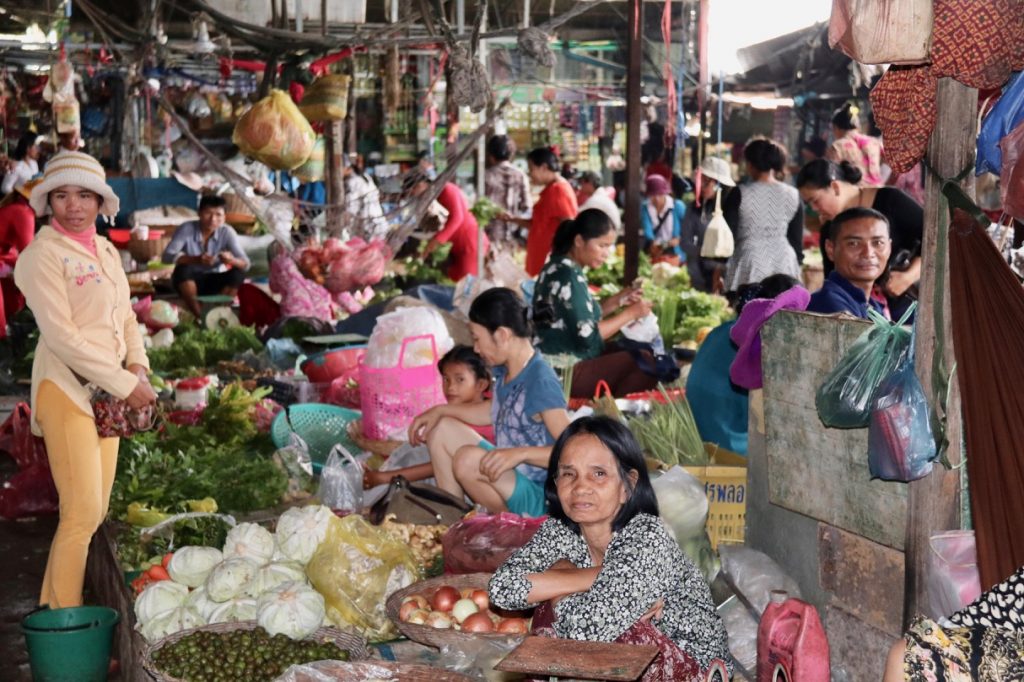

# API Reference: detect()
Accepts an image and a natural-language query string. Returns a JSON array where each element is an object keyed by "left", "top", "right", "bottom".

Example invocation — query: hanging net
[{"left": 948, "top": 194, "right": 1024, "bottom": 590}]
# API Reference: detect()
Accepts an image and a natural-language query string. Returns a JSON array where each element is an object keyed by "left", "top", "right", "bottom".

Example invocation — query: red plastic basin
[{"left": 301, "top": 346, "right": 367, "bottom": 383}]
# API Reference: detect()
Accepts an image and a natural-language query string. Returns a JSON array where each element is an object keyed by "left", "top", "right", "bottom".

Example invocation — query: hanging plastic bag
[
  {"left": 815, "top": 305, "right": 915, "bottom": 429},
  {"left": 652, "top": 466, "right": 718, "bottom": 581},
  {"left": 304, "top": 514, "right": 420, "bottom": 641},
  {"left": 0, "top": 404, "right": 58, "bottom": 519},
  {"left": 867, "top": 355, "right": 937, "bottom": 482},
  {"left": 828, "top": 0, "right": 932, "bottom": 66},
  {"left": 926, "top": 530, "right": 982, "bottom": 620},
  {"left": 700, "top": 189, "right": 734, "bottom": 259},
  {"left": 298, "top": 75, "right": 351, "bottom": 122},
  {"left": 232, "top": 89, "right": 316, "bottom": 170},
  {"left": 441, "top": 512, "right": 547, "bottom": 575},
  {"left": 316, "top": 444, "right": 364, "bottom": 511},
  {"left": 976, "top": 70, "right": 1024, "bottom": 176}
]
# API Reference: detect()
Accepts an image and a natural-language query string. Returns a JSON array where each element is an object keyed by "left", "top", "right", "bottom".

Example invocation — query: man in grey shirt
[{"left": 161, "top": 194, "right": 250, "bottom": 318}]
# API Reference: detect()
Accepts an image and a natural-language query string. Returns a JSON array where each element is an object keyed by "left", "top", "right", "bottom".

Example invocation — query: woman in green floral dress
[{"left": 533, "top": 209, "right": 660, "bottom": 398}]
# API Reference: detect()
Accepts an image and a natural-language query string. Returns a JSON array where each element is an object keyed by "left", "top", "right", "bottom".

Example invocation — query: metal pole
[
  {"left": 623, "top": 0, "right": 644, "bottom": 285},
  {"left": 477, "top": 5, "right": 488, "bottom": 279},
  {"left": 295, "top": 0, "right": 303, "bottom": 34},
  {"left": 523, "top": 0, "right": 531, "bottom": 28},
  {"left": 717, "top": 70, "right": 724, "bottom": 145}
]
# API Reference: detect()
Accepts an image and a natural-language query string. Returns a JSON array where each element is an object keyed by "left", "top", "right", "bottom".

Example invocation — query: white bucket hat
[
  {"left": 700, "top": 156, "right": 735, "bottom": 187},
  {"left": 29, "top": 151, "right": 120, "bottom": 217}
]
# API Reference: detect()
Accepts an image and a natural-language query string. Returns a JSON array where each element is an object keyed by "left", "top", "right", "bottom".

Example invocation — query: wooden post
[
  {"left": 904, "top": 77, "right": 975, "bottom": 627},
  {"left": 623, "top": 0, "right": 644, "bottom": 285},
  {"left": 325, "top": 120, "right": 345, "bottom": 234}
]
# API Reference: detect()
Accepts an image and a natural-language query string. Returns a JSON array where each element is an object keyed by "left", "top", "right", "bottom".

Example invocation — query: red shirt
[
  {"left": 0, "top": 201, "right": 35, "bottom": 268},
  {"left": 525, "top": 179, "right": 578, "bottom": 276},
  {"left": 434, "top": 182, "right": 488, "bottom": 282}
]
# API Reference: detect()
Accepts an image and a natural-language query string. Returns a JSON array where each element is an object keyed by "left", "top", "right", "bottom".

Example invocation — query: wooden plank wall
[{"left": 753, "top": 310, "right": 906, "bottom": 678}]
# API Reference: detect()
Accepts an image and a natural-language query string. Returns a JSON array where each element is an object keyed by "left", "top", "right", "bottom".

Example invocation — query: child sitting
[{"left": 363, "top": 345, "right": 492, "bottom": 488}]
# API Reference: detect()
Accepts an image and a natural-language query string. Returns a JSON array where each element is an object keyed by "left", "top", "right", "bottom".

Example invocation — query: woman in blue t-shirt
[{"left": 409, "top": 288, "right": 570, "bottom": 517}]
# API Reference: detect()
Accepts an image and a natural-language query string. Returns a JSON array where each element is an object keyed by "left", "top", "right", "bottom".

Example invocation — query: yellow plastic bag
[
  {"left": 292, "top": 137, "right": 325, "bottom": 183},
  {"left": 299, "top": 75, "right": 350, "bottom": 122},
  {"left": 232, "top": 89, "right": 316, "bottom": 170},
  {"left": 305, "top": 514, "right": 420, "bottom": 641}
]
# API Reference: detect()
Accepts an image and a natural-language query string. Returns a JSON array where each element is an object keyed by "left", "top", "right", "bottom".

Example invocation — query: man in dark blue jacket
[{"left": 807, "top": 207, "right": 891, "bottom": 319}]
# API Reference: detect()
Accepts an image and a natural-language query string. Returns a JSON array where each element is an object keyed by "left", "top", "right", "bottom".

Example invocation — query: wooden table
[{"left": 495, "top": 636, "right": 659, "bottom": 681}]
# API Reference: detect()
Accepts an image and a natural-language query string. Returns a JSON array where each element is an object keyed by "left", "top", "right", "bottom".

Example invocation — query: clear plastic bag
[
  {"left": 999, "top": 118, "right": 1024, "bottom": 222},
  {"left": 363, "top": 443, "right": 434, "bottom": 507},
  {"left": 867, "top": 362, "right": 937, "bottom": 482},
  {"left": 364, "top": 307, "right": 454, "bottom": 369},
  {"left": 926, "top": 530, "right": 981, "bottom": 620},
  {"left": 651, "top": 467, "right": 718, "bottom": 581},
  {"left": 316, "top": 444, "right": 364, "bottom": 511},
  {"left": 304, "top": 514, "right": 420, "bottom": 641},
  {"left": 815, "top": 306, "right": 915, "bottom": 429}
]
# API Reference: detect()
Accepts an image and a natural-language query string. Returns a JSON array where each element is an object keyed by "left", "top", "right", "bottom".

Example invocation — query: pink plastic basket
[{"left": 359, "top": 334, "right": 446, "bottom": 440}]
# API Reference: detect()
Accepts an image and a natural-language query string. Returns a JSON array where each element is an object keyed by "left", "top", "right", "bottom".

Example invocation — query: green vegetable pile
[
  {"left": 585, "top": 249, "right": 653, "bottom": 288},
  {"left": 147, "top": 326, "right": 263, "bottom": 376},
  {"left": 469, "top": 196, "right": 504, "bottom": 225},
  {"left": 151, "top": 627, "right": 348, "bottom": 682},
  {"left": 117, "top": 516, "right": 231, "bottom": 572},
  {"left": 397, "top": 241, "right": 453, "bottom": 286},
  {"left": 643, "top": 285, "right": 732, "bottom": 345},
  {"left": 628, "top": 386, "right": 708, "bottom": 467},
  {"left": 111, "top": 383, "right": 287, "bottom": 519}
]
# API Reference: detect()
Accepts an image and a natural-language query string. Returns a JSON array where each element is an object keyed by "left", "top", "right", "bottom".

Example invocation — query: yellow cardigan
[{"left": 15, "top": 226, "right": 149, "bottom": 435}]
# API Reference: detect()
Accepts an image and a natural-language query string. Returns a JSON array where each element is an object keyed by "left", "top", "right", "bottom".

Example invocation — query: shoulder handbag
[{"left": 369, "top": 475, "right": 472, "bottom": 526}]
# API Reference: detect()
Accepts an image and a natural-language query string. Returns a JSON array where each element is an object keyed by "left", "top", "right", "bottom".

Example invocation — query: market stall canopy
[{"left": 728, "top": 22, "right": 857, "bottom": 101}]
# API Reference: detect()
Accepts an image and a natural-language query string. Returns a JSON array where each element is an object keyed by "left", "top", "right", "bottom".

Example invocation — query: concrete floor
[{"left": 0, "top": 514, "right": 57, "bottom": 681}]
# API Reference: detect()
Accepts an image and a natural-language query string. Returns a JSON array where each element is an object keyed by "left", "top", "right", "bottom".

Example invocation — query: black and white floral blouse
[{"left": 489, "top": 513, "right": 730, "bottom": 671}]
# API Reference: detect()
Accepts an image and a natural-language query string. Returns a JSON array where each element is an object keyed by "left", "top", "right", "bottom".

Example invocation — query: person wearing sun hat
[
  {"left": 14, "top": 150, "right": 157, "bottom": 609},
  {"left": 679, "top": 156, "right": 737, "bottom": 291}
]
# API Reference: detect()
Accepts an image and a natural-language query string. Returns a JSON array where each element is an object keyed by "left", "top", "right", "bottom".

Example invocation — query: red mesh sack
[
  {"left": 325, "top": 239, "right": 391, "bottom": 294},
  {"left": 442, "top": 512, "right": 546, "bottom": 574},
  {"left": 1000, "top": 119, "right": 1024, "bottom": 222},
  {"left": 0, "top": 403, "right": 58, "bottom": 519}
]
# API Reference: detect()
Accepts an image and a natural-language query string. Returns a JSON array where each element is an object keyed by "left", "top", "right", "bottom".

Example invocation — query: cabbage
[
  {"left": 205, "top": 557, "right": 258, "bottom": 602},
  {"left": 223, "top": 522, "right": 276, "bottom": 566},
  {"left": 256, "top": 581, "right": 325, "bottom": 640},
  {"left": 134, "top": 580, "right": 188, "bottom": 626},
  {"left": 247, "top": 561, "right": 307, "bottom": 598},
  {"left": 274, "top": 505, "right": 333, "bottom": 564},
  {"left": 139, "top": 605, "right": 202, "bottom": 643},
  {"left": 208, "top": 597, "right": 258, "bottom": 624},
  {"left": 184, "top": 585, "right": 218, "bottom": 622},
  {"left": 167, "top": 546, "right": 223, "bottom": 588}
]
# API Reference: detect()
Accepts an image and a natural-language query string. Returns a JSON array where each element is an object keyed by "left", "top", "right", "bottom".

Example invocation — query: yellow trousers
[{"left": 35, "top": 380, "right": 119, "bottom": 608}]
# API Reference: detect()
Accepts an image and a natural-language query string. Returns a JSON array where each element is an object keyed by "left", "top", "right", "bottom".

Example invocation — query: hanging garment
[{"left": 948, "top": 189, "right": 1024, "bottom": 591}]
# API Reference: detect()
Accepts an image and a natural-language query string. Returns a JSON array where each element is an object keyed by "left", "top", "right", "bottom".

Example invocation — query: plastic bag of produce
[
  {"left": 442, "top": 512, "right": 546, "bottom": 575},
  {"left": 927, "top": 530, "right": 982, "bottom": 620},
  {"left": 815, "top": 305, "right": 915, "bottom": 429},
  {"left": 232, "top": 89, "right": 316, "bottom": 170},
  {"left": 317, "top": 445, "right": 364, "bottom": 512},
  {"left": 0, "top": 403, "right": 57, "bottom": 520},
  {"left": 867, "top": 357, "right": 936, "bottom": 482},
  {"left": 292, "top": 136, "right": 325, "bottom": 183},
  {"left": 324, "top": 238, "right": 391, "bottom": 294},
  {"left": 305, "top": 514, "right": 420, "bottom": 641},
  {"left": 364, "top": 307, "right": 454, "bottom": 369},
  {"left": 651, "top": 467, "right": 718, "bottom": 581}
]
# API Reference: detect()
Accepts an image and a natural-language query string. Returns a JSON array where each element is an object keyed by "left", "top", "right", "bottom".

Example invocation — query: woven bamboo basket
[
  {"left": 141, "top": 621, "right": 368, "bottom": 682},
  {"left": 277, "top": 660, "right": 474, "bottom": 681},
  {"left": 385, "top": 573, "right": 532, "bottom": 649},
  {"left": 348, "top": 419, "right": 402, "bottom": 457}
]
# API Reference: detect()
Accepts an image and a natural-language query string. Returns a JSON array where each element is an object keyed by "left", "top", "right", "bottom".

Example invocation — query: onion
[
  {"left": 402, "top": 595, "right": 429, "bottom": 610},
  {"left": 470, "top": 589, "right": 489, "bottom": 611},
  {"left": 399, "top": 600, "right": 421, "bottom": 622},
  {"left": 431, "top": 586, "right": 461, "bottom": 613},
  {"left": 496, "top": 617, "right": 530, "bottom": 634},
  {"left": 406, "top": 608, "right": 429, "bottom": 625},
  {"left": 451, "top": 598, "right": 479, "bottom": 624},
  {"left": 461, "top": 612, "right": 495, "bottom": 633},
  {"left": 425, "top": 611, "right": 454, "bottom": 629},
  {"left": 460, "top": 588, "right": 475, "bottom": 599}
]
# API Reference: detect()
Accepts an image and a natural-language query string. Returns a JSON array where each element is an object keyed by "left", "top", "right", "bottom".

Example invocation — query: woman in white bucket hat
[
  {"left": 678, "top": 156, "right": 737, "bottom": 291},
  {"left": 15, "top": 150, "right": 157, "bottom": 608}
]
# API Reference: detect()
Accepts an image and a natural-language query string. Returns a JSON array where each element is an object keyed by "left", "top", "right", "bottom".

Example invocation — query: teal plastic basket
[{"left": 271, "top": 403, "right": 362, "bottom": 472}]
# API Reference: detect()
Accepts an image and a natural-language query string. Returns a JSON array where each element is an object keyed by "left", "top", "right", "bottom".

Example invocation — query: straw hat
[
  {"left": 700, "top": 156, "right": 736, "bottom": 187},
  {"left": 28, "top": 151, "right": 120, "bottom": 218}
]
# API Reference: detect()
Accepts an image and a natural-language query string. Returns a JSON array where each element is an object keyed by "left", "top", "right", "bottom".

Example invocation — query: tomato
[
  {"left": 147, "top": 565, "right": 171, "bottom": 581},
  {"left": 161, "top": 552, "right": 174, "bottom": 569}
]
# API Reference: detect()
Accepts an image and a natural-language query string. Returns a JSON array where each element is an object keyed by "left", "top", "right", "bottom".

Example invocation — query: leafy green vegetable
[
  {"left": 586, "top": 249, "right": 653, "bottom": 288},
  {"left": 397, "top": 242, "right": 453, "bottom": 285},
  {"left": 627, "top": 386, "right": 707, "bottom": 467},
  {"left": 469, "top": 197, "right": 504, "bottom": 226},
  {"left": 147, "top": 326, "right": 263, "bottom": 375}
]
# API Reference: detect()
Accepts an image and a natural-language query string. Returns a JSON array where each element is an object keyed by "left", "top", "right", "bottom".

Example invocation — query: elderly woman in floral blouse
[
  {"left": 532, "top": 209, "right": 658, "bottom": 398},
  {"left": 489, "top": 417, "right": 730, "bottom": 679}
]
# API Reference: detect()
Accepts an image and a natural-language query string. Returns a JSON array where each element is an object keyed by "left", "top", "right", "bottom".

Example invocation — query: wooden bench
[{"left": 495, "top": 636, "right": 659, "bottom": 681}]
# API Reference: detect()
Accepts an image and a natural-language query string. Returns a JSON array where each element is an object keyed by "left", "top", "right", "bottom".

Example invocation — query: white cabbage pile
[
  {"left": 223, "top": 522, "right": 276, "bottom": 566},
  {"left": 256, "top": 581, "right": 326, "bottom": 639},
  {"left": 274, "top": 505, "right": 333, "bottom": 564},
  {"left": 205, "top": 557, "right": 259, "bottom": 602},
  {"left": 167, "top": 546, "right": 223, "bottom": 587}
]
